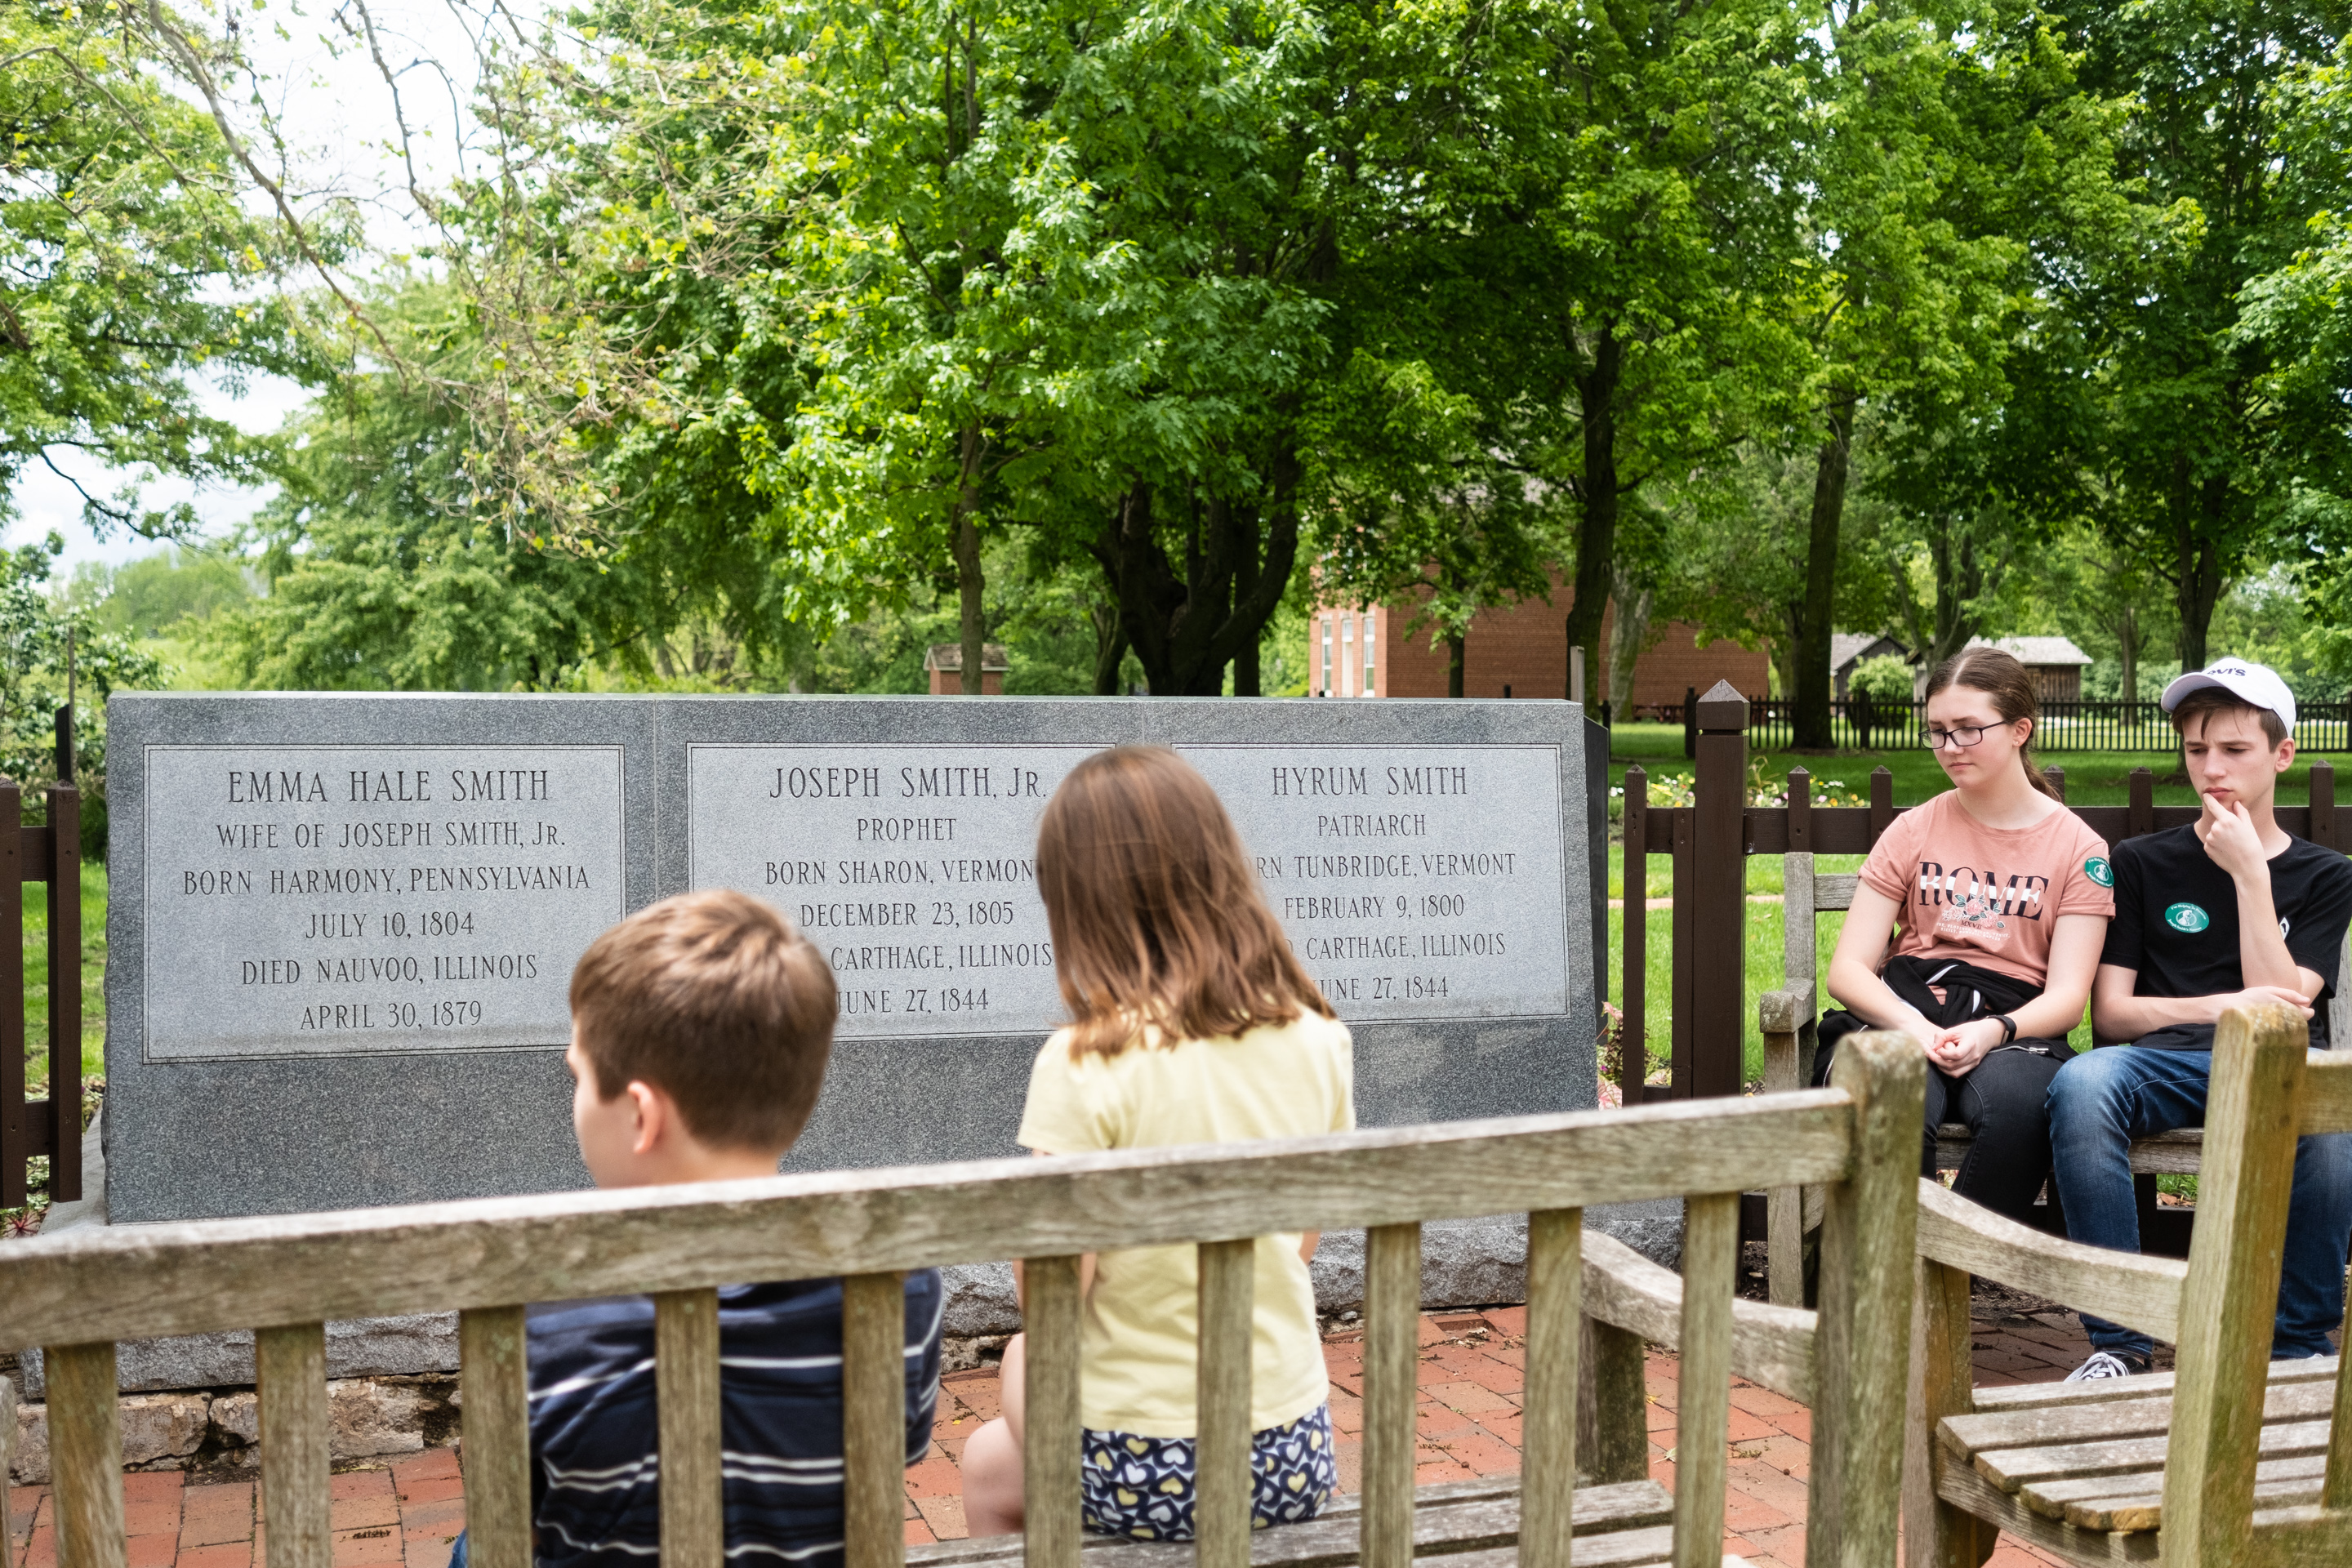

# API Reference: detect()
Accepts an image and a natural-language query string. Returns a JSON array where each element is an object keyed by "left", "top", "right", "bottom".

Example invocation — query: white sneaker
[{"left": 2064, "top": 1350, "right": 2149, "bottom": 1382}]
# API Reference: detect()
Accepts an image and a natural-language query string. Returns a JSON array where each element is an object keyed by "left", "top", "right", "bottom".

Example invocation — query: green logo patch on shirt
[
  {"left": 2086, "top": 856, "right": 2114, "bottom": 888},
  {"left": 2165, "top": 902, "right": 2212, "bottom": 933}
]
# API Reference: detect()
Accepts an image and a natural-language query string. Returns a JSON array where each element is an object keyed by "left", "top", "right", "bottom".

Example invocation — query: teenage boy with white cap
[{"left": 2045, "top": 659, "right": 2352, "bottom": 1379}]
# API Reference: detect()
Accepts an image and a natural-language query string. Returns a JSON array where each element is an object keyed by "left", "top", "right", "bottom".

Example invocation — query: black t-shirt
[{"left": 2100, "top": 823, "right": 2352, "bottom": 1049}]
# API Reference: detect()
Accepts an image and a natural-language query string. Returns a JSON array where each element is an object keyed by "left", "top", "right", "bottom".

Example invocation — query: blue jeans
[{"left": 2047, "top": 1044, "right": 2352, "bottom": 1361}]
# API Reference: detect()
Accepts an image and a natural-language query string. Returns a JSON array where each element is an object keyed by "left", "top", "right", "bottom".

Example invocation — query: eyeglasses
[{"left": 1921, "top": 726, "right": 1987, "bottom": 750}]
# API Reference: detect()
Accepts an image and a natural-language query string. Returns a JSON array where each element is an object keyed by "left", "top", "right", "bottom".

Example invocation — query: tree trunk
[
  {"left": 1094, "top": 454, "right": 1303, "bottom": 697},
  {"left": 1446, "top": 632, "right": 1465, "bottom": 699},
  {"left": 1562, "top": 323, "right": 1623, "bottom": 692},
  {"left": 1090, "top": 599, "right": 1129, "bottom": 695},
  {"left": 1229, "top": 506, "right": 1260, "bottom": 696},
  {"left": 954, "top": 422, "right": 987, "bottom": 695},
  {"left": 2172, "top": 462, "right": 2228, "bottom": 673},
  {"left": 1925, "top": 514, "right": 1982, "bottom": 666},
  {"left": 1793, "top": 399, "right": 1853, "bottom": 749},
  {"left": 1606, "top": 568, "right": 1653, "bottom": 715},
  {"left": 2118, "top": 603, "right": 2140, "bottom": 703}
]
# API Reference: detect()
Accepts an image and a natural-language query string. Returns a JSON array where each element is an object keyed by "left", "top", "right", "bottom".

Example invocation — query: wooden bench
[
  {"left": 1907, "top": 1004, "right": 2352, "bottom": 1566},
  {"left": 0, "top": 1031, "right": 1930, "bottom": 1568}
]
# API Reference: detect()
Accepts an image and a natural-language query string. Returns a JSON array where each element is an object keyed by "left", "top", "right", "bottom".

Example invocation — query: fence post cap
[{"left": 1695, "top": 679, "right": 1750, "bottom": 731}]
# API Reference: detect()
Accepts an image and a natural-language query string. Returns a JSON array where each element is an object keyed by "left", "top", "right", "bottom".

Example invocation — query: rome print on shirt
[{"left": 1913, "top": 861, "right": 2050, "bottom": 943}]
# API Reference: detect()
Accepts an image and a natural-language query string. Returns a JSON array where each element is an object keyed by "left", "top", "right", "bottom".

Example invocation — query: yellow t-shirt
[{"left": 1016, "top": 1009, "right": 1355, "bottom": 1437}]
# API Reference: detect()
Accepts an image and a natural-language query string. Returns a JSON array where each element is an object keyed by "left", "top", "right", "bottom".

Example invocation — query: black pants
[
  {"left": 1921, "top": 1044, "right": 2070, "bottom": 1224},
  {"left": 1815, "top": 951, "right": 2073, "bottom": 1229},
  {"left": 1818, "top": 1036, "right": 2069, "bottom": 1223}
]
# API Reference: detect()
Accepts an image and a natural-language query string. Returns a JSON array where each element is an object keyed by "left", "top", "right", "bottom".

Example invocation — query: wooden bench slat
[
  {"left": 1812, "top": 875, "right": 1860, "bottom": 912},
  {"left": 660, "top": 1288, "right": 725, "bottom": 1568},
  {"left": 900, "top": 1480, "right": 1677, "bottom": 1568},
  {"left": 1965, "top": 1356, "right": 2338, "bottom": 1415},
  {"left": 2329, "top": 1330, "right": 2352, "bottom": 1510},
  {"left": 1417, "top": 1526, "right": 1683, "bottom": 1568},
  {"left": 1915, "top": 1180, "right": 2185, "bottom": 1343},
  {"left": 458, "top": 1307, "right": 531, "bottom": 1568},
  {"left": 1972, "top": 1417, "right": 2336, "bottom": 1492},
  {"left": 2018, "top": 1451, "right": 2326, "bottom": 1520},
  {"left": 1363, "top": 1223, "right": 1419, "bottom": 1568},
  {"left": 1023, "top": 1256, "right": 1084, "bottom": 1568},
  {"left": 0, "top": 1377, "right": 16, "bottom": 1568},
  {"left": 2067, "top": 1475, "right": 2321, "bottom": 1534},
  {"left": 1931, "top": 1125, "right": 2206, "bottom": 1174},
  {"left": 1578, "top": 1316, "right": 1650, "bottom": 1488},
  {"left": 1577, "top": 1232, "right": 1814, "bottom": 1406},
  {"left": 1940, "top": 1376, "right": 2338, "bottom": 1458},
  {"left": 256, "top": 1323, "right": 330, "bottom": 1568},
  {"left": 2049, "top": 1459, "right": 2332, "bottom": 1532},
  {"left": 1518, "top": 1209, "right": 1579, "bottom": 1568},
  {"left": 1196, "top": 1239, "right": 1256, "bottom": 1568},
  {"left": 1932, "top": 1455, "right": 2163, "bottom": 1563},
  {"left": 1669, "top": 1194, "right": 1738, "bottom": 1568},
  {"left": 0, "top": 1098, "right": 1862, "bottom": 1352},
  {"left": 2304, "top": 1051, "right": 2352, "bottom": 1135},
  {"left": 47, "top": 1341, "right": 126, "bottom": 1568},
  {"left": 842, "top": 1276, "right": 908, "bottom": 1568},
  {"left": 2247, "top": 1501, "right": 2352, "bottom": 1558}
]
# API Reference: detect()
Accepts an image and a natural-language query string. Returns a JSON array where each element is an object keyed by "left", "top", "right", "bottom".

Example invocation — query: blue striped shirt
[{"left": 520, "top": 1273, "right": 944, "bottom": 1568}]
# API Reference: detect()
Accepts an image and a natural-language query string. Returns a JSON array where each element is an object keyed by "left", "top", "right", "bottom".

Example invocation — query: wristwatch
[{"left": 1993, "top": 1014, "right": 2018, "bottom": 1045}]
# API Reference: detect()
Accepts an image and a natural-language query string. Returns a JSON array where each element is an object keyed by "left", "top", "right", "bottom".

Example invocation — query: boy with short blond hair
[{"left": 452, "top": 889, "right": 943, "bottom": 1568}]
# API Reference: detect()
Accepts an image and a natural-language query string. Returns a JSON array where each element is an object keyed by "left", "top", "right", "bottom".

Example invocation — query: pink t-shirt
[{"left": 1856, "top": 791, "right": 2116, "bottom": 987}]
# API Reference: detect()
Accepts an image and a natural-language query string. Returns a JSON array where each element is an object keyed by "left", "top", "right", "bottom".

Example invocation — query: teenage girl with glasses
[{"left": 1814, "top": 648, "right": 2115, "bottom": 1223}]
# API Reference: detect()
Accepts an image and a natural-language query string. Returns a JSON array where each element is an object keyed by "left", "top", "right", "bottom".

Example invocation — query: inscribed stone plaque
[
  {"left": 141, "top": 744, "right": 626, "bottom": 1059},
  {"left": 1182, "top": 745, "right": 1568, "bottom": 1022},
  {"left": 687, "top": 740, "right": 1566, "bottom": 1036},
  {"left": 687, "top": 745, "right": 1090, "bottom": 1036}
]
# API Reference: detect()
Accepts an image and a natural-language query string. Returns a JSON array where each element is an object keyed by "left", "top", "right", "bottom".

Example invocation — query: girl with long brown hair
[
  {"left": 1818, "top": 647, "right": 2115, "bottom": 1223},
  {"left": 960, "top": 746, "right": 1350, "bottom": 1541}
]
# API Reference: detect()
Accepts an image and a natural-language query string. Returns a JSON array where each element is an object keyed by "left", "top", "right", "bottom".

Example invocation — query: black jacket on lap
[{"left": 1811, "top": 954, "right": 2070, "bottom": 1086}]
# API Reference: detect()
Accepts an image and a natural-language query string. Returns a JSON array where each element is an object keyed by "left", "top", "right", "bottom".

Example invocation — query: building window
[
  {"left": 1321, "top": 618, "right": 1334, "bottom": 697},
  {"left": 1341, "top": 615, "right": 1356, "bottom": 697},
  {"left": 1361, "top": 611, "right": 1376, "bottom": 696}
]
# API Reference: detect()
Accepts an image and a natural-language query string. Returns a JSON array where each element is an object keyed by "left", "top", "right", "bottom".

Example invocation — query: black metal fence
[{"left": 1628, "top": 693, "right": 2352, "bottom": 755}]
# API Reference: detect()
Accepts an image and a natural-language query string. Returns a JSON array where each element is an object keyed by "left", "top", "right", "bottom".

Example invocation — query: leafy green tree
[
  {"left": 65, "top": 548, "right": 255, "bottom": 639},
  {"left": 1323, "top": 0, "right": 1809, "bottom": 697},
  {"left": 1775, "top": 0, "right": 2094, "bottom": 746},
  {"left": 1303, "top": 354, "right": 1563, "bottom": 697},
  {"left": 207, "top": 292, "right": 702, "bottom": 691},
  {"left": 0, "top": 532, "right": 164, "bottom": 858},
  {"left": 2233, "top": 39, "right": 2352, "bottom": 684},
  {"left": 2064, "top": 0, "right": 2348, "bottom": 671},
  {"left": 0, "top": 0, "right": 334, "bottom": 533}
]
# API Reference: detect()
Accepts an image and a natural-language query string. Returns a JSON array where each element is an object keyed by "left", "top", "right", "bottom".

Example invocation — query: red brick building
[
  {"left": 1307, "top": 584, "right": 1767, "bottom": 707},
  {"left": 924, "top": 644, "right": 1009, "bottom": 696}
]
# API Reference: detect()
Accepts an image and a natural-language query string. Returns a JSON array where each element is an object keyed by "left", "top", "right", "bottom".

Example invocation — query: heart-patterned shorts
[{"left": 1078, "top": 1404, "right": 1338, "bottom": 1540}]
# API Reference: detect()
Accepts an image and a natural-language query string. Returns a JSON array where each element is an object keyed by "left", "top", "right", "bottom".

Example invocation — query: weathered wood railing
[{"left": 0, "top": 1033, "right": 1927, "bottom": 1568}]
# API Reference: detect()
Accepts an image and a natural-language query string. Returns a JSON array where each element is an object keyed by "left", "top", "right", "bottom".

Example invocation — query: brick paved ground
[{"left": 6, "top": 1299, "right": 2123, "bottom": 1568}]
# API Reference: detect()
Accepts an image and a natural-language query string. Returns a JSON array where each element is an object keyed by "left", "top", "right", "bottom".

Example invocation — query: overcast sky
[{"left": 15, "top": 0, "right": 513, "bottom": 573}]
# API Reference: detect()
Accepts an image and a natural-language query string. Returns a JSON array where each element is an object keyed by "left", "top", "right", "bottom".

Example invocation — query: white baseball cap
[{"left": 2160, "top": 659, "right": 2297, "bottom": 730}]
